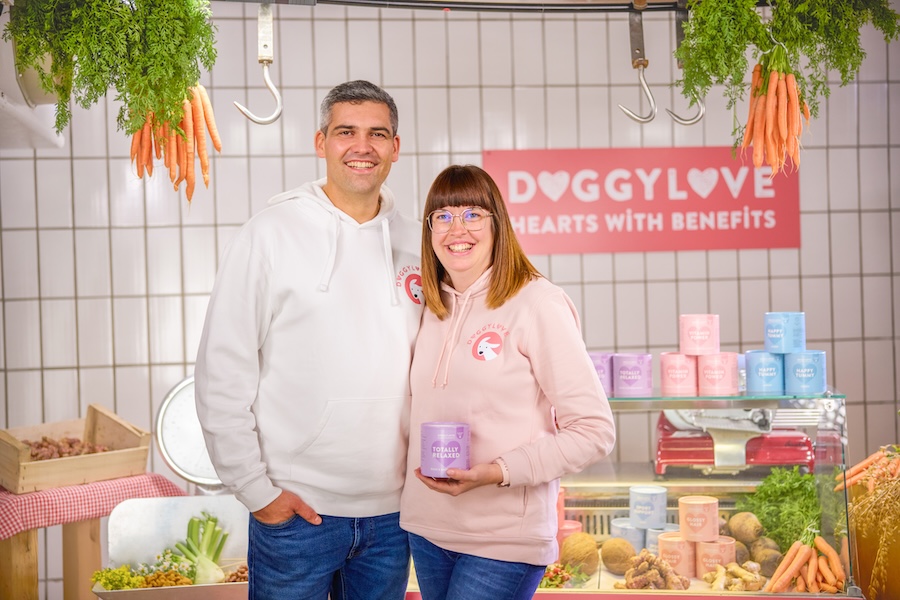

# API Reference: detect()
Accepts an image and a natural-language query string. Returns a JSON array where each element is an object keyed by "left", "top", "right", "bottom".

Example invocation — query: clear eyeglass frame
[{"left": 427, "top": 208, "right": 494, "bottom": 233}]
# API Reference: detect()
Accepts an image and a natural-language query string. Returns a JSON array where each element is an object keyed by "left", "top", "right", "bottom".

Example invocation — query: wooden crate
[{"left": 0, "top": 404, "right": 150, "bottom": 494}]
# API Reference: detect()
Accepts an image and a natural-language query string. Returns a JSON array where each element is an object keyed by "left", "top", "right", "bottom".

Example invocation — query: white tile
[
  {"left": 609, "top": 86, "right": 644, "bottom": 148},
  {"left": 0, "top": 160, "right": 37, "bottom": 228},
  {"left": 801, "top": 277, "right": 833, "bottom": 341},
  {"left": 577, "top": 87, "right": 610, "bottom": 148},
  {"left": 891, "top": 83, "right": 900, "bottom": 146},
  {"left": 70, "top": 100, "right": 109, "bottom": 158},
  {"left": 214, "top": 88, "right": 250, "bottom": 158},
  {"left": 646, "top": 281, "right": 678, "bottom": 347},
  {"left": 245, "top": 94, "right": 285, "bottom": 159},
  {"left": 6, "top": 370, "right": 43, "bottom": 427},
  {"left": 548, "top": 254, "right": 581, "bottom": 283},
  {"left": 415, "top": 21, "right": 448, "bottom": 86},
  {"left": 642, "top": 19, "right": 673, "bottom": 86},
  {"left": 77, "top": 298, "right": 114, "bottom": 367},
  {"left": 35, "top": 160, "right": 74, "bottom": 228},
  {"left": 184, "top": 295, "right": 211, "bottom": 364},
  {"left": 0, "top": 308, "right": 4, "bottom": 369},
  {"left": 614, "top": 412, "right": 651, "bottom": 462},
  {"left": 799, "top": 213, "right": 831, "bottom": 276},
  {"left": 511, "top": 21, "right": 544, "bottom": 86},
  {"left": 113, "top": 297, "right": 149, "bottom": 365},
  {"left": 830, "top": 213, "right": 860, "bottom": 275},
  {"left": 737, "top": 249, "right": 768, "bottom": 278},
  {"left": 285, "top": 156, "right": 322, "bottom": 198},
  {"left": 707, "top": 250, "right": 737, "bottom": 278},
  {"left": 862, "top": 275, "right": 892, "bottom": 339},
  {"left": 114, "top": 366, "right": 152, "bottom": 431},
  {"left": 513, "top": 87, "right": 546, "bottom": 149},
  {"left": 481, "top": 88, "right": 515, "bottom": 150},
  {"left": 73, "top": 159, "right": 110, "bottom": 227},
  {"left": 675, "top": 251, "right": 706, "bottom": 279},
  {"left": 860, "top": 212, "right": 891, "bottom": 273},
  {"left": 38, "top": 230, "right": 75, "bottom": 298},
  {"left": 104, "top": 97, "right": 132, "bottom": 160},
  {"left": 182, "top": 227, "right": 218, "bottom": 295},
  {"left": 109, "top": 158, "right": 146, "bottom": 227},
  {"left": 146, "top": 228, "right": 183, "bottom": 295},
  {"left": 3, "top": 230, "right": 39, "bottom": 299},
  {"left": 75, "top": 229, "right": 112, "bottom": 297},
  {"left": 381, "top": 21, "right": 415, "bottom": 88},
  {"left": 110, "top": 228, "right": 147, "bottom": 296},
  {"left": 282, "top": 89, "right": 318, "bottom": 156},
  {"left": 310, "top": 3, "right": 347, "bottom": 19},
  {"left": 825, "top": 85, "right": 858, "bottom": 146},
  {"left": 739, "top": 279, "right": 769, "bottom": 343},
  {"left": 768, "top": 248, "right": 799, "bottom": 277},
  {"left": 576, "top": 20, "right": 608, "bottom": 86},
  {"left": 770, "top": 278, "right": 801, "bottom": 318},
  {"left": 391, "top": 87, "right": 416, "bottom": 153},
  {"left": 581, "top": 254, "right": 611, "bottom": 282},
  {"left": 416, "top": 88, "right": 450, "bottom": 154},
  {"left": 613, "top": 253, "right": 645, "bottom": 282},
  {"left": 41, "top": 299, "right": 77, "bottom": 368},
  {"left": 145, "top": 175, "right": 183, "bottom": 227},
  {"left": 709, "top": 279, "right": 739, "bottom": 345},
  {"left": 865, "top": 403, "right": 897, "bottom": 455},
  {"left": 833, "top": 340, "right": 864, "bottom": 401},
  {"left": 645, "top": 252, "right": 675, "bottom": 281},
  {"left": 211, "top": 157, "right": 251, "bottom": 225},
  {"left": 826, "top": 148, "right": 860, "bottom": 210},
  {"left": 699, "top": 86, "right": 734, "bottom": 147},
  {"left": 479, "top": 20, "right": 513, "bottom": 86},
  {"left": 583, "top": 282, "right": 616, "bottom": 348},
  {"left": 798, "top": 148, "right": 828, "bottom": 211},
  {"left": 858, "top": 148, "right": 890, "bottom": 211},
  {"left": 831, "top": 276, "right": 863, "bottom": 339},
  {"left": 857, "top": 23, "right": 889, "bottom": 82},
  {"left": 149, "top": 296, "right": 185, "bottom": 364},
  {"left": 858, "top": 82, "right": 889, "bottom": 146},
  {"left": 607, "top": 16, "right": 632, "bottom": 85},
  {"left": 79, "top": 368, "right": 115, "bottom": 413},
  {"left": 615, "top": 282, "right": 648, "bottom": 347},
  {"left": 894, "top": 212, "right": 900, "bottom": 273},
  {"left": 546, "top": 87, "right": 578, "bottom": 149},
  {"left": 249, "top": 157, "right": 285, "bottom": 216},
  {"left": 280, "top": 20, "right": 315, "bottom": 87},
  {"left": 5, "top": 300, "right": 41, "bottom": 369},
  {"left": 677, "top": 280, "right": 710, "bottom": 314},
  {"left": 211, "top": 20, "right": 247, "bottom": 88},
  {"left": 544, "top": 20, "right": 577, "bottom": 86},
  {"left": 558, "top": 283, "right": 583, "bottom": 321},
  {"left": 892, "top": 148, "right": 900, "bottom": 210},
  {"left": 448, "top": 20, "right": 479, "bottom": 87},
  {"left": 448, "top": 88, "right": 483, "bottom": 154}
]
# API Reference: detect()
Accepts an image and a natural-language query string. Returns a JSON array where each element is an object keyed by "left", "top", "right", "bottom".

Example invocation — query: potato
[
  {"left": 749, "top": 536, "right": 780, "bottom": 560},
  {"left": 728, "top": 512, "right": 764, "bottom": 544},
  {"left": 754, "top": 548, "right": 783, "bottom": 578},
  {"left": 734, "top": 540, "right": 750, "bottom": 565}
]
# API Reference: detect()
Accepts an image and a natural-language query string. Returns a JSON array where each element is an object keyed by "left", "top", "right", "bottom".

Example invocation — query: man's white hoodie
[{"left": 195, "top": 179, "right": 424, "bottom": 516}]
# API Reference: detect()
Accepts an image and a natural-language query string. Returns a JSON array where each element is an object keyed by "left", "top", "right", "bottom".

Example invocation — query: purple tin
[{"left": 421, "top": 422, "right": 470, "bottom": 479}]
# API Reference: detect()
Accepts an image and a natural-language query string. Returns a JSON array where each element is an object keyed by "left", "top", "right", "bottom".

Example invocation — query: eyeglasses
[{"left": 427, "top": 208, "right": 493, "bottom": 233}]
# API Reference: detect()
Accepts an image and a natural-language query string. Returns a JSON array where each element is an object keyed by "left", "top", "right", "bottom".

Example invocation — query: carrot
[
  {"left": 776, "top": 72, "right": 788, "bottom": 144},
  {"left": 197, "top": 84, "right": 222, "bottom": 153},
  {"left": 182, "top": 99, "right": 195, "bottom": 202},
  {"left": 130, "top": 128, "right": 141, "bottom": 165},
  {"left": 764, "top": 70, "right": 779, "bottom": 145},
  {"left": 834, "top": 465, "right": 875, "bottom": 491},
  {"left": 814, "top": 536, "right": 846, "bottom": 583},
  {"left": 765, "top": 539, "right": 803, "bottom": 592},
  {"left": 190, "top": 88, "right": 209, "bottom": 188},
  {"left": 741, "top": 94, "right": 758, "bottom": 150},
  {"left": 771, "top": 543, "right": 813, "bottom": 593},
  {"left": 141, "top": 117, "right": 153, "bottom": 178},
  {"left": 809, "top": 576, "right": 821, "bottom": 593},
  {"left": 785, "top": 73, "right": 800, "bottom": 168},
  {"left": 837, "top": 449, "right": 886, "bottom": 480},
  {"left": 174, "top": 119, "right": 186, "bottom": 191},
  {"left": 167, "top": 122, "right": 177, "bottom": 183},
  {"left": 806, "top": 545, "right": 818, "bottom": 587},
  {"left": 153, "top": 122, "right": 163, "bottom": 161},
  {"left": 795, "top": 568, "right": 806, "bottom": 592},
  {"left": 817, "top": 554, "right": 836, "bottom": 585},
  {"left": 820, "top": 581, "right": 838, "bottom": 593},
  {"left": 752, "top": 95, "right": 767, "bottom": 168},
  {"left": 802, "top": 100, "right": 811, "bottom": 127}
]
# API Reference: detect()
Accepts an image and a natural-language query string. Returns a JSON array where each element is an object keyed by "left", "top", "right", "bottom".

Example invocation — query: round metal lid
[{"left": 156, "top": 375, "right": 223, "bottom": 489}]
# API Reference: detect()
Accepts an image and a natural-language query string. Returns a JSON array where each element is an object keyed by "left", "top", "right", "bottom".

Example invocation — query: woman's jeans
[
  {"left": 248, "top": 512, "right": 410, "bottom": 600},
  {"left": 409, "top": 533, "right": 546, "bottom": 600}
]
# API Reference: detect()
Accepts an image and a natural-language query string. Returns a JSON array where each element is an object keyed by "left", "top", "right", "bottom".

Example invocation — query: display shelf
[{"left": 605, "top": 389, "right": 845, "bottom": 411}]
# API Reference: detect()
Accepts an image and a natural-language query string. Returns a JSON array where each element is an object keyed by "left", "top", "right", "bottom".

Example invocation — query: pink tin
[
  {"left": 612, "top": 353, "right": 653, "bottom": 398},
  {"left": 659, "top": 352, "right": 698, "bottom": 396},
  {"left": 679, "top": 314, "right": 720, "bottom": 355},
  {"left": 657, "top": 532, "right": 695, "bottom": 579},
  {"left": 697, "top": 352, "right": 740, "bottom": 396},
  {"left": 696, "top": 536, "right": 737, "bottom": 578},
  {"left": 678, "top": 495, "right": 720, "bottom": 542},
  {"left": 420, "top": 422, "right": 470, "bottom": 479}
]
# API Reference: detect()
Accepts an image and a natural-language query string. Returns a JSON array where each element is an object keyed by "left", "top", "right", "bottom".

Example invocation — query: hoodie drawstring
[
  {"left": 431, "top": 289, "right": 476, "bottom": 388},
  {"left": 318, "top": 211, "right": 341, "bottom": 292},
  {"left": 382, "top": 220, "right": 400, "bottom": 306}
]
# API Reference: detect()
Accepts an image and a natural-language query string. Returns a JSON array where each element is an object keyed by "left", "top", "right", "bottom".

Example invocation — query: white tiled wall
[{"left": 1, "top": 1, "right": 899, "bottom": 597}]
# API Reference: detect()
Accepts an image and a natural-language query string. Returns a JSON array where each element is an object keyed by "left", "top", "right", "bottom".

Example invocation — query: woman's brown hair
[{"left": 421, "top": 165, "right": 541, "bottom": 319}]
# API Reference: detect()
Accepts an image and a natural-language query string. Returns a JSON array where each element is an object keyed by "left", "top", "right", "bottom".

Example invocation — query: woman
[{"left": 399, "top": 165, "right": 616, "bottom": 600}]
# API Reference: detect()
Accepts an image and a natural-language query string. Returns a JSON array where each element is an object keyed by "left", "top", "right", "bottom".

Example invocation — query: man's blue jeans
[
  {"left": 248, "top": 512, "right": 410, "bottom": 600},
  {"left": 409, "top": 533, "right": 546, "bottom": 600}
]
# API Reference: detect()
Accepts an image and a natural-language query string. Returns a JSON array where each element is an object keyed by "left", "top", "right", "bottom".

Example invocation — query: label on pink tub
[
  {"left": 612, "top": 353, "right": 653, "bottom": 397},
  {"left": 660, "top": 352, "right": 698, "bottom": 396},
  {"left": 679, "top": 314, "right": 721, "bottom": 355},
  {"left": 697, "top": 352, "right": 739, "bottom": 396}
]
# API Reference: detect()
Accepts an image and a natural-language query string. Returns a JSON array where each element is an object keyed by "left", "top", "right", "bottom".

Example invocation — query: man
[{"left": 195, "top": 80, "right": 423, "bottom": 599}]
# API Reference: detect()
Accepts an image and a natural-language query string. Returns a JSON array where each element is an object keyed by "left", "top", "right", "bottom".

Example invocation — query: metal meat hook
[
  {"left": 234, "top": 3, "right": 283, "bottom": 125},
  {"left": 666, "top": 97, "right": 705, "bottom": 126},
  {"left": 618, "top": 11, "right": 657, "bottom": 123}
]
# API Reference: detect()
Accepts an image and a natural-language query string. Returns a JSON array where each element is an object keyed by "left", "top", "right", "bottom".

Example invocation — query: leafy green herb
[
  {"left": 735, "top": 466, "right": 821, "bottom": 552},
  {"left": 675, "top": 0, "right": 900, "bottom": 146},
  {"left": 2, "top": 0, "right": 216, "bottom": 134},
  {"left": 91, "top": 564, "right": 145, "bottom": 591}
]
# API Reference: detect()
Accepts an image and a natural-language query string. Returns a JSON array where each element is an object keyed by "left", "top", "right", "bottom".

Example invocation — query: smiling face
[
  {"left": 315, "top": 100, "right": 400, "bottom": 216},
  {"left": 431, "top": 206, "right": 494, "bottom": 293}
]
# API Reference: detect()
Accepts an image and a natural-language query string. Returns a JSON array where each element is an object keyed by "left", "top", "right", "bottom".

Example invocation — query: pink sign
[{"left": 482, "top": 147, "right": 800, "bottom": 255}]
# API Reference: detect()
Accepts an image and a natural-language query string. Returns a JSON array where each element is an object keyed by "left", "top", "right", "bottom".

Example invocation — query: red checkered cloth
[{"left": 0, "top": 473, "right": 186, "bottom": 540}]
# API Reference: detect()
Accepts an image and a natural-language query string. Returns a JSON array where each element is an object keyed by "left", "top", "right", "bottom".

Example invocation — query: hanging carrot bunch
[
  {"left": 129, "top": 85, "right": 222, "bottom": 203},
  {"left": 739, "top": 44, "right": 809, "bottom": 176}
]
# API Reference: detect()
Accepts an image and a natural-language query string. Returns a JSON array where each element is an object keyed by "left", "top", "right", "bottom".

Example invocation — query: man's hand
[
  {"left": 252, "top": 490, "right": 322, "bottom": 525},
  {"left": 413, "top": 463, "right": 504, "bottom": 496}
]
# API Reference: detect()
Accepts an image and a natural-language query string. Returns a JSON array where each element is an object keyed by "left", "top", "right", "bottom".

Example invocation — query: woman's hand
[{"left": 414, "top": 463, "right": 504, "bottom": 496}]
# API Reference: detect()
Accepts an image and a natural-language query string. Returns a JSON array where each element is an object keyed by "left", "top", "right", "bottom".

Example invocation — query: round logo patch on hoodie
[
  {"left": 396, "top": 266, "right": 423, "bottom": 305},
  {"left": 472, "top": 331, "right": 503, "bottom": 361}
]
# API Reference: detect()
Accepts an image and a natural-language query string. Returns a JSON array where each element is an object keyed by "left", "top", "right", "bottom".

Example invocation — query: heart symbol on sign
[
  {"left": 537, "top": 171, "right": 570, "bottom": 202},
  {"left": 433, "top": 440, "right": 460, "bottom": 466},
  {"left": 687, "top": 168, "right": 718, "bottom": 199},
  {"left": 619, "top": 366, "right": 642, "bottom": 386}
]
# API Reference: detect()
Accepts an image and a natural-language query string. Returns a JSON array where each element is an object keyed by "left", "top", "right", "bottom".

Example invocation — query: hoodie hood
[
  {"left": 268, "top": 178, "right": 402, "bottom": 304},
  {"left": 431, "top": 267, "right": 492, "bottom": 387}
]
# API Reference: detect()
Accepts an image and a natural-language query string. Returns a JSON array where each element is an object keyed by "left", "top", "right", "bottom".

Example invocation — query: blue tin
[
  {"left": 745, "top": 350, "right": 785, "bottom": 396},
  {"left": 764, "top": 312, "right": 806, "bottom": 354},
  {"left": 629, "top": 485, "right": 668, "bottom": 530},
  {"left": 784, "top": 350, "right": 827, "bottom": 395},
  {"left": 646, "top": 523, "right": 680, "bottom": 556},
  {"left": 611, "top": 517, "right": 646, "bottom": 552}
]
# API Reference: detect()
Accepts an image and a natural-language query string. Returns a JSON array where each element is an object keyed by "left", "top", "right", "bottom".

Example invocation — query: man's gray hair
[{"left": 319, "top": 80, "right": 399, "bottom": 136}]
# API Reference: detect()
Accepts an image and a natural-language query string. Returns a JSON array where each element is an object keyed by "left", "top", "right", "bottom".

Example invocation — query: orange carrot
[
  {"left": 190, "top": 88, "right": 209, "bottom": 188},
  {"left": 197, "top": 84, "right": 222, "bottom": 153},
  {"left": 837, "top": 449, "right": 886, "bottom": 480},
  {"left": 814, "top": 536, "right": 846, "bottom": 583},
  {"left": 771, "top": 543, "right": 813, "bottom": 593},
  {"left": 820, "top": 581, "right": 838, "bottom": 593},
  {"left": 764, "top": 70, "right": 779, "bottom": 145},
  {"left": 153, "top": 122, "right": 163, "bottom": 161},
  {"left": 776, "top": 72, "right": 788, "bottom": 144},
  {"left": 796, "top": 568, "right": 807, "bottom": 592},
  {"left": 168, "top": 123, "right": 178, "bottom": 184},
  {"left": 742, "top": 94, "right": 758, "bottom": 150},
  {"left": 182, "top": 99, "right": 195, "bottom": 202},
  {"left": 803, "top": 100, "right": 811, "bottom": 127},
  {"left": 130, "top": 129, "right": 141, "bottom": 165},
  {"left": 752, "top": 94, "right": 767, "bottom": 168},
  {"left": 817, "top": 554, "right": 837, "bottom": 585},
  {"left": 174, "top": 120, "right": 187, "bottom": 191},
  {"left": 141, "top": 118, "right": 153, "bottom": 178},
  {"left": 806, "top": 545, "right": 818, "bottom": 587},
  {"left": 765, "top": 539, "right": 803, "bottom": 592}
]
